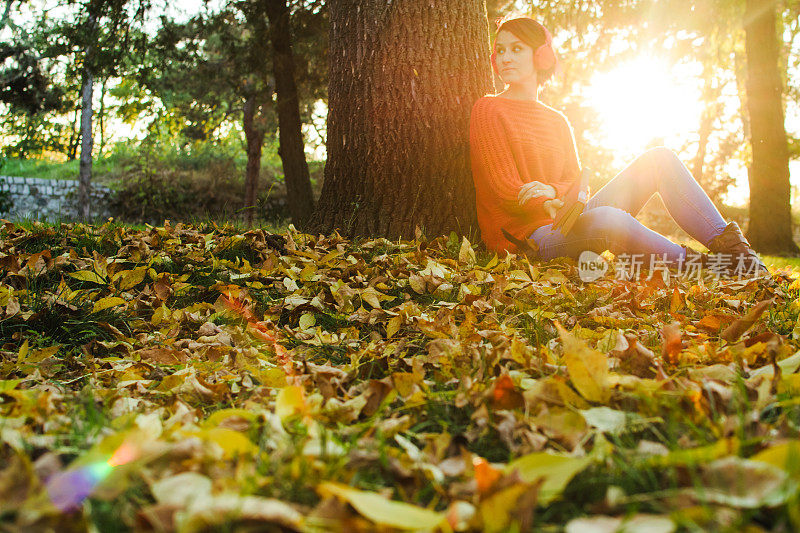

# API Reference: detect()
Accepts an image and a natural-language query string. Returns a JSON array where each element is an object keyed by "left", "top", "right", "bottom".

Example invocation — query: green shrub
[{"left": 105, "top": 136, "right": 322, "bottom": 225}]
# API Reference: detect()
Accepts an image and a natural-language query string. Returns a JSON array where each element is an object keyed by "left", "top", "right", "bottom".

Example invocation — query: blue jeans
[{"left": 530, "top": 147, "right": 729, "bottom": 265}]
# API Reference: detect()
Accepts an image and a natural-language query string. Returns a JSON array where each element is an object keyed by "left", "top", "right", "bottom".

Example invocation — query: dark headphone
[{"left": 490, "top": 22, "right": 556, "bottom": 77}]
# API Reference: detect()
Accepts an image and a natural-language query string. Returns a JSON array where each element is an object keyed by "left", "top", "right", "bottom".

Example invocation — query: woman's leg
[
  {"left": 585, "top": 147, "right": 728, "bottom": 247},
  {"left": 531, "top": 205, "right": 686, "bottom": 264}
]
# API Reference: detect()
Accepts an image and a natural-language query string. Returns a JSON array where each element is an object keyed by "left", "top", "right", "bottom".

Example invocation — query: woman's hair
[{"left": 492, "top": 15, "right": 557, "bottom": 87}]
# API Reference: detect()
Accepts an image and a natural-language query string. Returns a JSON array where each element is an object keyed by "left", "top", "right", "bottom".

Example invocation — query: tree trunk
[
  {"left": 310, "top": 0, "right": 493, "bottom": 238},
  {"left": 265, "top": 0, "right": 315, "bottom": 228},
  {"left": 743, "top": 0, "right": 798, "bottom": 254},
  {"left": 97, "top": 79, "right": 106, "bottom": 157},
  {"left": 243, "top": 96, "right": 265, "bottom": 227},
  {"left": 67, "top": 107, "right": 80, "bottom": 160},
  {"left": 78, "top": 66, "right": 93, "bottom": 221}
]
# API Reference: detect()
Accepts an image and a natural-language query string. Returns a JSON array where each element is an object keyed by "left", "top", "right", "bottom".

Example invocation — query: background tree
[
  {"left": 52, "top": 0, "right": 151, "bottom": 219},
  {"left": 142, "top": 0, "right": 322, "bottom": 226},
  {"left": 743, "top": 0, "right": 798, "bottom": 254},
  {"left": 265, "top": 0, "right": 315, "bottom": 227},
  {"left": 0, "top": 0, "right": 68, "bottom": 157},
  {"left": 311, "top": 0, "right": 492, "bottom": 238}
]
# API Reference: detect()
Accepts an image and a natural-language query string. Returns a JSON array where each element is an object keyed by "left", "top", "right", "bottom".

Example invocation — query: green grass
[
  {"left": 0, "top": 157, "right": 128, "bottom": 182},
  {"left": 763, "top": 255, "right": 800, "bottom": 272}
]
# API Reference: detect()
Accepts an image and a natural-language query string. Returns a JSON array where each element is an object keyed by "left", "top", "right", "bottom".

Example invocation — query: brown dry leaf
[
  {"left": 361, "top": 380, "right": 394, "bottom": 418},
  {"left": 696, "top": 314, "right": 725, "bottom": 332},
  {"left": 490, "top": 374, "right": 525, "bottom": 410},
  {"left": 137, "top": 347, "right": 189, "bottom": 364},
  {"left": 661, "top": 321, "right": 683, "bottom": 364},
  {"left": 615, "top": 334, "right": 656, "bottom": 378},
  {"left": 0, "top": 448, "right": 38, "bottom": 514},
  {"left": 720, "top": 299, "right": 774, "bottom": 343},
  {"left": 670, "top": 286, "right": 686, "bottom": 313}
]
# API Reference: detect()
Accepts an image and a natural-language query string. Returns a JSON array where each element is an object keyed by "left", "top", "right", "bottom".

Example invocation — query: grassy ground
[
  {"left": 1, "top": 158, "right": 100, "bottom": 182},
  {"left": 2, "top": 221, "right": 800, "bottom": 531}
]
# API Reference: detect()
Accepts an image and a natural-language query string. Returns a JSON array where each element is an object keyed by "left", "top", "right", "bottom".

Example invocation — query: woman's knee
[
  {"left": 583, "top": 206, "right": 637, "bottom": 235},
  {"left": 641, "top": 146, "right": 679, "bottom": 166}
]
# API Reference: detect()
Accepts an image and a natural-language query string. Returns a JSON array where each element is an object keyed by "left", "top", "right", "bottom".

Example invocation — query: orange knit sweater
[{"left": 469, "top": 95, "right": 581, "bottom": 254}]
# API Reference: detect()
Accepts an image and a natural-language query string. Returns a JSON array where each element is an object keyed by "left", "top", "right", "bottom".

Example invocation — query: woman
[{"left": 469, "top": 15, "right": 768, "bottom": 278}]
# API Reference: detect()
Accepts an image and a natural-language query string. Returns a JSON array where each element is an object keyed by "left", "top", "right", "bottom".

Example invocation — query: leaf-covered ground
[{"left": 2, "top": 220, "right": 800, "bottom": 532}]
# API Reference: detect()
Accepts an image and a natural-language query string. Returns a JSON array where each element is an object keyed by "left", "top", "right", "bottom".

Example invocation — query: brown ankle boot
[{"left": 706, "top": 222, "right": 769, "bottom": 277}]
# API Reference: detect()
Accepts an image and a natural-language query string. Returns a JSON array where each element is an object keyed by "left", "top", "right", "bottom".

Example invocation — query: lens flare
[{"left": 46, "top": 442, "right": 140, "bottom": 512}]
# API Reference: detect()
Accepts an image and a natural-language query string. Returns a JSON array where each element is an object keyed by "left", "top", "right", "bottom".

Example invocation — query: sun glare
[{"left": 582, "top": 56, "right": 703, "bottom": 160}]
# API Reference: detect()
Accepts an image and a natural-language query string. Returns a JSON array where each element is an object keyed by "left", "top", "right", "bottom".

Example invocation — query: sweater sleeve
[
  {"left": 469, "top": 99, "right": 549, "bottom": 219},
  {"left": 551, "top": 114, "right": 581, "bottom": 199}
]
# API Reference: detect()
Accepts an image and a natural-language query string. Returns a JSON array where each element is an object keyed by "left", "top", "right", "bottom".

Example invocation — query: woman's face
[{"left": 494, "top": 30, "right": 536, "bottom": 85}]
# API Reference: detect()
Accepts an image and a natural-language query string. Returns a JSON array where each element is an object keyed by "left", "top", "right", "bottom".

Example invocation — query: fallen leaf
[
  {"left": 491, "top": 374, "right": 525, "bottom": 410},
  {"left": 721, "top": 299, "right": 773, "bottom": 343},
  {"left": 318, "top": 482, "right": 445, "bottom": 530},
  {"left": 557, "top": 323, "right": 610, "bottom": 403},
  {"left": 506, "top": 452, "right": 592, "bottom": 505}
]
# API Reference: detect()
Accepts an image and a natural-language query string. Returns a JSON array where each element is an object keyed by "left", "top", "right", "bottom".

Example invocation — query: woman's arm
[{"left": 469, "top": 99, "right": 551, "bottom": 219}]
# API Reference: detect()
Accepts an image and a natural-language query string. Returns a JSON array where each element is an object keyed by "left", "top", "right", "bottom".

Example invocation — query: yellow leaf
[
  {"left": 669, "top": 287, "right": 685, "bottom": 313},
  {"left": 360, "top": 287, "right": 385, "bottom": 309},
  {"left": 506, "top": 452, "right": 592, "bottom": 505},
  {"left": 751, "top": 441, "right": 800, "bottom": 479},
  {"left": 203, "top": 408, "right": 257, "bottom": 428},
  {"left": 319, "top": 482, "right": 445, "bottom": 530},
  {"left": 459, "top": 236, "right": 476, "bottom": 266},
  {"left": 93, "top": 296, "right": 126, "bottom": 313},
  {"left": 386, "top": 315, "right": 402, "bottom": 338},
  {"left": 557, "top": 323, "right": 610, "bottom": 403},
  {"left": 0, "top": 379, "right": 22, "bottom": 392},
  {"left": 478, "top": 484, "right": 531, "bottom": 533},
  {"left": 27, "top": 344, "right": 60, "bottom": 364},
  {"left": 391, "top": 372, "right": 422, "bottom": 398},
  {"left": 201, "top": 427, "right": 257, "bottom": 457},
  {"left": 409, "top": 274, "right": 427, "bottom": 294},
  {"left": 16, "top": 340, "right": 28, "bottom": 363},
  {"left": 115, "top": 267, "right": 148, "bottom": 291},
  {"left": 646, "top": 438, "right": 739, "bottom": 467},
  {"left": 256, "top": 368, "right": 288, "bottom": 388},
  {"left": 299, "top": 313, "right": 316, "bottom": 330},
  {"left": 276, "top": 386, "right": 306, "bottom": 421},
  {"left": 69, "top": 270, "right": 107, "bottom": 284},
  {"left": 151, "top": 305, "right": 170, "bottom": 326}
]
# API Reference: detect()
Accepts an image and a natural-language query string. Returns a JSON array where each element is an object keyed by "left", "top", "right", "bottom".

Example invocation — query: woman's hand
[
  {"left": 543, "top": 198, "right": 564, "bottom": 219},
  {"left": 518, "top": 181, "right": 557, "bottom": 206}
]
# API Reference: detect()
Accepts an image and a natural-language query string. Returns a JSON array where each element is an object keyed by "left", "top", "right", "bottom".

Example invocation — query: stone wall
[{"left": 0, "top": 176, "right": 112, "bottom": 221}]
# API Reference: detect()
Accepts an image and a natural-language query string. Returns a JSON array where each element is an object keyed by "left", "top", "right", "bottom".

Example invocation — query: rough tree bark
[
  {"left": 242, "top": 96, "right": 266, "bottom": 227},
  {"left": 743, "top": 0, "right": 798, "bottom": 254},
  {"left": 78, "top": 61, "right": 93, "bottom": 221},
  {"left": 78, "top": 10, "right": 98, "bottom": 221},
  {"left": 265, "top": 0, "right": 315, "bottom": 228},
  {"left": 310, "top": 0, "right": 493, "bottom": 238}
]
